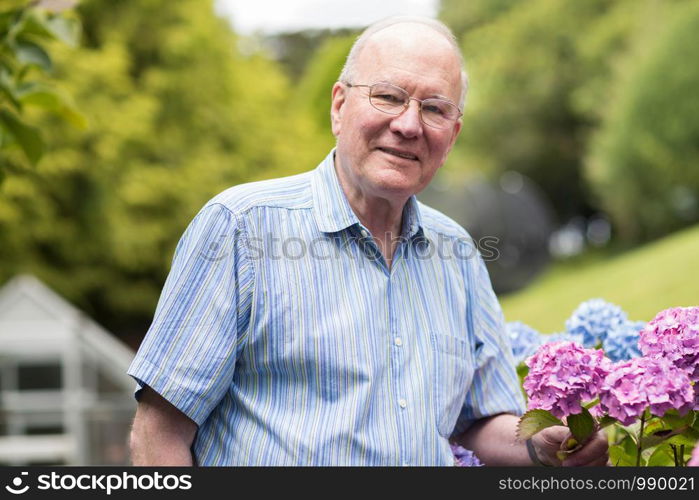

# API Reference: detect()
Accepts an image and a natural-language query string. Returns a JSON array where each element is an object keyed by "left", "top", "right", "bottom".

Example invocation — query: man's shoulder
[
  {"left": 206, "top": 171, "right": 314, "bottom": 216},
  {"left": 417, "top": 200, "right": 473, "bottom": 243}
]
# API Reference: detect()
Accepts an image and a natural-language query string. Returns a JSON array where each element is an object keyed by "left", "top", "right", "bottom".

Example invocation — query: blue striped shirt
[{"left": 128, "top": 150, "right": 524, "bottom": 465}]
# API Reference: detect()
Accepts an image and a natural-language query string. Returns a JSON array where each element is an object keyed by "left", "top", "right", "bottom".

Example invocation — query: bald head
[{"left": 339, "top": 17, "right": 468, "bottom": 109}]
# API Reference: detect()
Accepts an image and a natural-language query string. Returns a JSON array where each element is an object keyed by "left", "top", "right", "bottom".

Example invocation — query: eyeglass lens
[{"left": 368, "top": 83, "right": 458, "bottom": 128}]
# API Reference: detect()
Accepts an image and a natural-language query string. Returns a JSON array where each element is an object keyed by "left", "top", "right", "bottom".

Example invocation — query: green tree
[
  {"left": 439, "top": 0, "right": 689, "bottom": 227},
  {"left": 440, "top": 0, "right": 628, "bottom": 221},
  {"left": 0, "top": 0, "right": 83, "bottom": 175},
  {"left": 439, "top": 0, "right": 518, "bottom": 39},
  {"left": 264, "top": 28, "right": 356, "bottom": 82},
  {"left": 586, "top": 2, "right": 699, "bottom": 243},
  {"left": 293, "top": 34, "right": 355, "bottom": 157},
  {"left": 0, "top": 0, "right": 320, "bottom": 340}
]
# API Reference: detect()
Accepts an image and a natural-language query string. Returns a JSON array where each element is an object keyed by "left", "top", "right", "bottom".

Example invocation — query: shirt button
[
  {"left": 360, "top": 229, "right": 369, "bottom": 238},
  {"left": 394, "top": 337, "right": 403, "bottom": 347},
  {"left": 398, "top": 398, "right": 407, "bottom": 409}
]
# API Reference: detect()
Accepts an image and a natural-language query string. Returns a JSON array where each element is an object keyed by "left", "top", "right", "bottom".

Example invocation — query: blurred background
[{"left": 1, "top": 0, "right": 697, "bottom": 464}]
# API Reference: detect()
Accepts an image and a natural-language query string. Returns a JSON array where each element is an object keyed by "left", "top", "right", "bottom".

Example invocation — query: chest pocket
[{"left": 429, "top": 331, "right": 473, "bottom": 438}]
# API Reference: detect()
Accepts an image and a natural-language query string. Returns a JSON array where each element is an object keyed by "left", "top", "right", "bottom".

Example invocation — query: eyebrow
[{"left": 374, "top": 80, "right": 457, "bottom": 104}]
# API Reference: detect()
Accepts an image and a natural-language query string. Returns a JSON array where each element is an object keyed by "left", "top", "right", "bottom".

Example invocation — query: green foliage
[
  {"left": 293, "top": 34, "right": 355, "bottom": 156},
  {"left": 265, "top": 28, "right": 356, "bottom": 82},
  {"left": 520, "top": 404, "right": 697, "bottom": 466},
  {"left": 516, "top": 409, "right": 563, "bottom": 441},
  {"left": 567, "top": 408, "right": 596, "bottom": 444},
  {"left": 0, "top": 0, "right": 322, "bottom": 336},
  {"left": 439, "top": 0, "right": 518, "bottom": 39},
  {"left": 0, "top": 1, "right": 83, "bottom": 169},
  {"left": 586, "top": 1, "right": 699, "bottom": 243},
  {"left": 441, "top": 0, "right": 623, "bottom": 220},
  {"left": 440, "top": 0, "right": 696, "bottom": 229},
  {"left": 605, "top": 412, "right": 698, "bottom": 466},
  {"left": 2, "top": 0, "right": 697, "bottom": 341},
  {"left": 609, "top": 431, "right": 638, "bottom": 466}
]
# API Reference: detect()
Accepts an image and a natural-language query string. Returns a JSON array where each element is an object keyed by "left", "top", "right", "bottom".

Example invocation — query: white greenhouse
[{"left": 0, "top": 275, "right": 136, "bottom": 465}]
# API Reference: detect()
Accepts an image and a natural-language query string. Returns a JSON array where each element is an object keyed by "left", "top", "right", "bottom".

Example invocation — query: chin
[{"left": 368, "top": 172, "right": 420, "bottom": 198}]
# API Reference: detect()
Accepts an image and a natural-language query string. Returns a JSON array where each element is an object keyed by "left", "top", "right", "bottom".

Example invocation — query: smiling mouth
[{"left": 377, "top": 147, "right": 419, "bottom": 161}]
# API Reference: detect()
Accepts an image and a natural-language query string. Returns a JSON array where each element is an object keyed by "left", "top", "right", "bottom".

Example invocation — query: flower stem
[
  {"left": 671, "top": 444, "right": 679, "bottom": 466},
  {"left": 680, "top": 445, "right": 685, "bottom": 467},
  {"left": 636, "top": 413, "right": 646, "bottom": 467}
]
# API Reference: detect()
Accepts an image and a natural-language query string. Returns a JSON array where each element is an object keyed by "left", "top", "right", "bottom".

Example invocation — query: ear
[
  {"left": 445, "top": 118, "right": 462, "bottom": 155},
  {"left": 330, "top": 82, "right": 346, "bottom": 137},
  {"left": 437, "top": 119, "right": 462, "bottom": 167}
]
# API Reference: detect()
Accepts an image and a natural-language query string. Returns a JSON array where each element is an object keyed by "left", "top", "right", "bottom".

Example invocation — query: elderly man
[{"left": 128, "top": 17, "right": 608, "bottom": 466}]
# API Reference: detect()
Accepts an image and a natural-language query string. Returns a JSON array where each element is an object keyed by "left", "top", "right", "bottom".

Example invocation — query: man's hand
[{"left": 531, "top": 426, "right": 609, "bottom": 466}]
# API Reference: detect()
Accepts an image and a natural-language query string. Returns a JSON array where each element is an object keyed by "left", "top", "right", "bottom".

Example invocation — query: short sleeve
[
  {"left": 127, "top": 203, "right": 254, "bottom": 425},
  {"left": 451, "top": 256, "right": 525, "bottom": 437}
]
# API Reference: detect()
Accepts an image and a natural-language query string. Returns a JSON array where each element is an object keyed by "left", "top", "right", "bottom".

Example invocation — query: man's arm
[
  {"left": 453, "top": 413, "right": 609, "bottom": 466},
  {"left": 130, "top": 386, "right": 198, "bottom": 466}
]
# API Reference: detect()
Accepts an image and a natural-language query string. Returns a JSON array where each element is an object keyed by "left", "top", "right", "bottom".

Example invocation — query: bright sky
[{"left": 214, "top": 0, "right": 439, "bottom": 34}]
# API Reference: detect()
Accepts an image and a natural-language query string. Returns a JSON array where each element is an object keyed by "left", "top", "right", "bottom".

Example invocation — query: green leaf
[
  {"left": 567, "top": 407, "right": 595, "bottom": 443},
  {"left": 598, "top": 415, "right": 617, "bottom": 429},
  {"left": 646, "top": 445, "right": 675, "bottom": 467},
  {"left": 19, "top": 11, "right": 80, "bottom": 47},
  {"left": 0, "top": 79, "right": 21, "bottom": 109},
  {"left": 662, "top": 409, "right": 696, "bottom": 430},
  {"left": 666, "top": 430, "right": 699, "bottom": 448},
  {"left": 44, "top": 15, "right": 80, "bottom": 46},
  {"left": 16, "top": 83, "right": 87, "bottom": 128},
  {"left": 640, "top": 427, "right": 688, "bottom": 448},
  {"left": 609, "top": 435, "right": 637, "bottom": 466},
  {"left": 14, "top": 40, "right": 52, "bottom": 71},
  {"left": 0, "top": 108, "right": 43, "bottom": 164},
  {"left": 0, "top": 12, "right": 17, "bottom": 41},
  {"left": 516, "top": 409, "right": 564, "bottom": 441},
  {"left": 16, "top": 12, "right": 54, "bottom": 41},
  {"left": 643, "top": 417, "right": 666, "bottom": 436}
]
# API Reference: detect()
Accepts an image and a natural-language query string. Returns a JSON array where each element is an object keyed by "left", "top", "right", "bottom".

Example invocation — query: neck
[{"left": 334, "top": 160, "right": 408, "bottom": 267}]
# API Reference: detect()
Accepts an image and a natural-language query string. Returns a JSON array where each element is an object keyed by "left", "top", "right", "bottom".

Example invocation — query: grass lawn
[{"left": 498, "top": 224, "right": 699, "bottom": 333}]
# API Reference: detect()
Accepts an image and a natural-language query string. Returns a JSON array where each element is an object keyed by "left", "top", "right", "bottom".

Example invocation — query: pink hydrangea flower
[
  {"left": 523, "top": 341, "right": 611, "bottom": 419},
  {"left": 639, "top": 307, "right": 699, "bottom": 381},
  {"left": 599, "top": 357, "right": 695, "bottom": 426},
  {"left": 689, "top": 445, "right": 699, "bottom": 467}
]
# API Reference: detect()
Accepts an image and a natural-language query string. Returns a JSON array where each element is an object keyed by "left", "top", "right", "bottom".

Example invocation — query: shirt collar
[
  {"left": 311, "top": 150, "right": 360, "bottom": 233},
  {"left": 402, "top": 195, "right": 427, "bottom": 243},
  {"left": 311, "top": 150, "right": 427, "bottom": 242}
]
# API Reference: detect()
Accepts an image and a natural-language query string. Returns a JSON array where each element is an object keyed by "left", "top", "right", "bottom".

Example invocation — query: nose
[{"left": 389, "top": 99, "right": 423, "bottom": 139}]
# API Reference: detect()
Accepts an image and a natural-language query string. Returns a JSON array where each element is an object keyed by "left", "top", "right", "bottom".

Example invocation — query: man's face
[{"left": 331, "top": 25, "right": 463, "bottom": 202}]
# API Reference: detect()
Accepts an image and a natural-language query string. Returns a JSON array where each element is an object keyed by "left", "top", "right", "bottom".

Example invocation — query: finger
[
  {"left": 561, "top": 432, "right": 608, "bottom": 466},
  {"left": 562, "top": 446, "right": 608, "bottom": 466}
]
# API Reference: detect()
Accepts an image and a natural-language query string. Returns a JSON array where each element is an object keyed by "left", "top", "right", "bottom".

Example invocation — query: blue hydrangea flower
[
  {"left": 602, "top": 320, "right": 646, "bottom": 362},
  {"left": 506, "top": 321, "right": 542, "bottom": 365},
  {"left": 541, "top": 331, "right": 584, "bottom": 345},
  {"left": 565, "top": 299, "right": 628, "bottom": 347},
  {"left": 450, "top": 444, "right": 483, "bottom": 466}
]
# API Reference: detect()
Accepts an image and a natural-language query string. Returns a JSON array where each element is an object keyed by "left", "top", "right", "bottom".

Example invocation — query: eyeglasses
[{"left": 343, "top": 81, "right": 462, "bottom": 129}]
